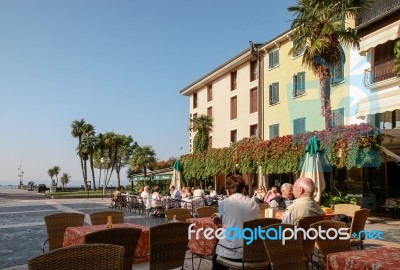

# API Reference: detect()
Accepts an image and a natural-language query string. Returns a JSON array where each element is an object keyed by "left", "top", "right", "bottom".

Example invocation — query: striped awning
[
  {"left": 356, "top": 89, "right": 400, "bottom": 118},
  {"left": 359, "top": 21, "right": 400, "bottom": 55}
]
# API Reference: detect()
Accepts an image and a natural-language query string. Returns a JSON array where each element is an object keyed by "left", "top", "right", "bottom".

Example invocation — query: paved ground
[{"left": 0, "top": 188, "right": 399, "bottom": 270}]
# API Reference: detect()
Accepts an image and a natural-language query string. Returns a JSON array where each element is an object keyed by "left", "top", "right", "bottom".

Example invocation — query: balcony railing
[
  {"left": 364, "top": 59, "right": 397, "bottom": 87},
  {"left": 357, "top": 0, "right": 400, "bottom": 27}
]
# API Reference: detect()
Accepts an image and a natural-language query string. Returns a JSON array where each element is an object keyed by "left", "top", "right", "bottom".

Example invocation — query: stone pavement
[{"left": 0, "top": 188, "right": 399, "bottom": 269}]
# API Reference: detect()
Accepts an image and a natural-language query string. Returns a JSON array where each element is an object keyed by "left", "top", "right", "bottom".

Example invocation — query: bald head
[{"left": 293, "top": 177, "right": 315, "bottom": 198}]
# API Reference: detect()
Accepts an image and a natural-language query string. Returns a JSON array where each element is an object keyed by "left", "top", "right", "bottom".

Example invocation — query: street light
[{"left": 17, "top": 165, "right": 24, "bottom": 186}]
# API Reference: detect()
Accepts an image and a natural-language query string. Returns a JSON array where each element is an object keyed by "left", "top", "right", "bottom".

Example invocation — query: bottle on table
[{"left": 106, "top": 215, "right": 113, "bottom": 228}]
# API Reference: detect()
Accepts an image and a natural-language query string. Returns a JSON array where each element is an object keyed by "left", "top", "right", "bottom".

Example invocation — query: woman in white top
[{"left": 151, "top": 186, "right": 162, "bottom": 215}]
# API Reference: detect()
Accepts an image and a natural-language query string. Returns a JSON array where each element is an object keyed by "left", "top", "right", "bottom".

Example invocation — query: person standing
[
  {"left": 212, "top": 175, "right": 259, "bottom": 270},
  {"left": 282, "top": 177, "right": 325, "bottom": 225}
]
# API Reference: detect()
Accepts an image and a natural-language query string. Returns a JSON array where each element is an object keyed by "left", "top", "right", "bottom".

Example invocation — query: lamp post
[
  {"left": 87, "top": 181, "right": 91, "bottom": 199},
  {"left": 17, "top": 165, "right": 24, "bottom": 186}
]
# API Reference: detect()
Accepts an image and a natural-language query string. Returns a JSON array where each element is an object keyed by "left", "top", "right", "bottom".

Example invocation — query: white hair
[{"left": 280, "top": 183, "right": 293, "bottom": 192}]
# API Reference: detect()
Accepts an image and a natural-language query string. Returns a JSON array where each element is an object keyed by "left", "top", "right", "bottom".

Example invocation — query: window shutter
[
  {"left": 293, "top": 74, "right": 297, "bottom": 97},
  {"left": 332, "top": 108, "right": 344, "bottom": 127},
  {"left": 269, "top": 84, "right": 272, "bottom": 104}
]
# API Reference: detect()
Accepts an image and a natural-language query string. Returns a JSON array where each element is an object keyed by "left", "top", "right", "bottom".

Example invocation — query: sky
[{"left": 0, "top": 0, "right": 297, "bottom": 187}]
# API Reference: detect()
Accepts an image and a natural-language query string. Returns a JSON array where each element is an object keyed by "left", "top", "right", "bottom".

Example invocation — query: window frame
[
  {"left": 207, "top": 84, "right": 213, "bottom": 102},
  {"left": 268, "top": 49, "right": 279, "bottom": 69},
  {"left": 230, "top": 129, "right": 238, "bottom": 143},
  {"left": 250, "top": 87, "right": 258, "bottom": 114},
  {"left": 293, "top": 72, "right": 306, "bottom": 97},
  {"left": 231, "top": 71, "right": 238, "bottom": 91},
  {"left": 269, "top": 124, "right": 280, "bottom": 139},
  {"left": 250, "top": 60, "right": 258, "bottom": 81},
  {"left": 250, "top": 124, "right": 258, "bottom": 137},
  {"left": 230, "top": 96, "right": 238, "bottom": 120},
  {"left": 293, "top": 117, "right": 306, "bottom": 135},
  {"left": 269, "top": 82, "right": 280, "bottom": 105}
]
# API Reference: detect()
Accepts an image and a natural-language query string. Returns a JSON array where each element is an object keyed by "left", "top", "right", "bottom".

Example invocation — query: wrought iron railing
[
  {"left": 357, "top": 0, "right": 400, "bottom": 27},
  {"left": 364, "top": 59, "right": 396, "bottom": 87}
]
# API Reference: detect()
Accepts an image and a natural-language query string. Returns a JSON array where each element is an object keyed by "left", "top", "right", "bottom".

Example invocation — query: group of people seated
[{"left": 253, "top": 184, "right": 295, "bottom": 209}]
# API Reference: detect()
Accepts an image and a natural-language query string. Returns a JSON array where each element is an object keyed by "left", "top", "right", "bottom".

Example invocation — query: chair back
[
  {"left": 296, "top": 215, "right": 324, "bottom": 258},
  {"left": 310, "top": 220, "right": 351, "bottom": 260},
  {"left": 90, "top": 211, "right": 124, "bottom": 225},
  {"left": 44, "top": 213, "right": 85, "bottom": 251},
  {"left": 262, "top": 224, "right": 307, "bottom": 270},
  {"left": 195, "top": 206, "right": 218, "bottom": 218},
  {"left": 28, "top": 243, "right": 125, "bottom": 270},
  {"left": 333, "top": 204, "right": 361, "bottom": 217},
  {"left": 350, "top": 209, "right": 370, "bottom": 237},
  {"left": 165, "top": 208, "right": 191, "bottom": 222},
  {"left": 243, "top": 218, "right": 282, "bottom": 262},
  {"left": 85, "top": 228, "right": 142, "bottom": 270},
  {"left": 149, "top": 222, "right": 191, "bottom": 270},
  {"left": 258, "top": 204, "right": 270, "bottom": 218}
]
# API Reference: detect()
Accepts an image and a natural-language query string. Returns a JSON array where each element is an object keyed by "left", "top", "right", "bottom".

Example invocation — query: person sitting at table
[
  {"left": 282, "top": 177, "right": 325, "bottom": 225},
  {"left": 112, "top": 186, "right": 122, "bottom": 202},
  {"left": 212, "top": 175, "right": 259, "bottom": 270},
  {"left": 151, "top": 186, "right": 162, "bottom": 216},
  {"left": 253, "top": 186, "right": 266, "bottom": 203},
  {"left": 193, "top": 186, "right": 206, "bottom": 199},
  {"left": 170, "top": 185, "right": 181, "bottom": 200},
  {"left": 208, "top": 186, "right": 217, "bottom": 197},
  {"left": 264, "top": 186, "right": 281, "bottom": 203},
  {"left": 183, "top": 186, "right": 193, "bottom": 199},
  {"left": 269, "top": 183, "right": 294, "bottom": 209},
  {"left": 141, "top": 185, "right": 151, "bottom": 209}
]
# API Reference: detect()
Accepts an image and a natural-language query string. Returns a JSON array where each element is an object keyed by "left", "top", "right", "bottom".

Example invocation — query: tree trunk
[
  {"left": 83, "top": 159, "right": 88, "bottom": 191},
  {"left": 320, "top": 77, "right": 332, "bottom": 130},
  {"left": 89, "top": 156, "right": 96, "bottom": 191}
]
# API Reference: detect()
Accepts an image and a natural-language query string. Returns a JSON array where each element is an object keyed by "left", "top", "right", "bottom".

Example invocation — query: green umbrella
[{"left": 170, "top": 160, "right": 182, "bottom": 191}]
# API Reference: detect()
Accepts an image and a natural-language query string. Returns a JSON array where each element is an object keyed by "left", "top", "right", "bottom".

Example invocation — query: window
[
  {"left": 268, "top": 50, "right": 279, "bottom": 68},
  {"left": 250, "top": 60, "right": 258, "bottom": 81},
  {"left": 293, "top": 72, "right": 306, "bottom": 97},
  {"left": 208, "top": 136, "right": 212, "bottom": 149},
  {"left": 231, "top": 71, "right": 237, "bottom": 90},
  {"left": 293, "top": 45, "right": 305, "bottom": 57},
  {"left": 269, "top": 82, "right": 279, "bottom": 105},
  {"left": 330, "top": 48, "right": 345, "bottom": 84},
  {"left": 230, "top": 129, "right": 237, "bottom": 143},
  {"left": 269, "top": 124, "right": 279, "bottom": 139},
  {"left": 193, "top": 92, "right": 198, "bottom": 109},
  {"left": 250, "top": 87, "right": 258, "bottom": 113},
  {"left": 332, "top": 108, "right": 344, "bottom": 127},
  {"left": 193, "top": 113, "right": 197, "bottom": 119},
  {"left": 250, "top": 124, "right": 258, "bottom": 137},
  {"left": 230, "top": 96, "right": 237, "bottom": 120},
  {"left": 207, "top": 84, "right": 212, "bottom": 102},
  {"left": 207, "top": 106, "right": 213, "bottom": 117},
  {"left": 293, "top": 117, "right": 306, "bottom": 135}
]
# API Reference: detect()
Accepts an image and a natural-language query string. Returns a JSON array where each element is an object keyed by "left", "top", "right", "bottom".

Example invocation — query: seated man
[
  {"left": 269, "top": 183, "right": 294, "bottom": 209},
  {"left": 170, "top": 185, "right": 182, "bottom": 200},
  {"left": 212, "top": 175, "right": 259, "bottom": 270},
  {"left": 193, "top": 186, "right": 206, "bottom": 199},
  {"left": 112, "top": 186, "right": 122, "bottom": 202},
  {"left": 282, "top": 177, "right": 325, "bottom": 225}
]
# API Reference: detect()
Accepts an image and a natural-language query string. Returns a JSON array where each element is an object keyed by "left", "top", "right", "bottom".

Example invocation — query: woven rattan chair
[
  {"left": 262, "top": 224, "right": 308, "bottom": 270},
  {"left": 89, "top": 210, "right": 124, "bottom": 225},
  {"left": 349, "top": 208, "right": 371, "bottom": 249},
  {"left": 29, "top": 243, "right": 124, "bottom": 270},
  {"left": 216, "top": 218, "right": 282, "bottom": 269},
  {"left": 42, "top": 212, "right": 85, "bottom": 252},
  {"left": 148, "top": 222, "right": 191, "bottom": 270},
  {"left": 195, "top": 206, "right": 218, "bottom": 218},
  {"left": 165, "top": 208, "right": 191, "bottom": 222},
  {"left": 296, "top": 215, "right": 324, "bottom": 260},
  {"left": 85, "top": 227, "right": 142, "bottom": 270},
  {"left": 333, "top": 204, "right": 361, "bottom": 218},
  {"left": 310, "top": 220, "right": 351, "bottom": 264}
]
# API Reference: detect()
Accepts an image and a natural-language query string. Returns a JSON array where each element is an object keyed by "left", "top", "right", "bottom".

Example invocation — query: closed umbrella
[
  {"left": 170, "top": 159, "right": 182, "bottom": 191},
  {"left": 300, "top": 136, "right": 326, "bottom": 203}
]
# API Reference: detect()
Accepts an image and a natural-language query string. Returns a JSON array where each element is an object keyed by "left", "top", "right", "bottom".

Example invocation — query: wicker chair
[
  {"left": 262, "top": 224, "right": 308, "bottom": 270},
  {"left": 149, "top": 222, "right": 191, "bottom": 270},
  {"left": 165, "top": 208, "right": 191, "bottom": 222},
  {"left": 310, "top": 220, "right": 351, "bottom": 264},
  {"left": 85, "top": 227, "right": 142, "bottom": 270},
  {"left": 296, "top": 215, "right": 324, "bottom": 260},
  {"left": 333, "top": 204, "right": 361, "bottom": 218},
  {"left": 29, "top": 243, "right": 124, "bottom": 270},
  {"left": 89, "top": 210, "right": 124, "bottom": 225},
  {"left": 42, "top": 212, "right": 85, "bottom": 252},
  {"left": 195, "top": 206, "right": 218, "bottom": 218},
  {"left": 216, "top": 218, "right": 282, "bottom": 269},
  {"left": 349, "top": 208, "right": 371, "bottom": 249}
]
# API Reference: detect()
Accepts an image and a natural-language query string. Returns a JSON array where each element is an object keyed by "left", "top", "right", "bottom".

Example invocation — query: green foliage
[
  {"left": 394, "top": 40, "right": 400, "bottom": 76},
  {"left": 190, "top": 115, "right": 213, "bottom": 154},
  {"left": 320, "top": 192, "right": 357, "bottom": 207},
  {"left": 181, "top": 123, "right": 383, "bottom": 178}
]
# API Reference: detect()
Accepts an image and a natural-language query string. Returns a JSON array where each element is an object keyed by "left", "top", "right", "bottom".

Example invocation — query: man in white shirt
[
  {"left": 193, "top": 186, "right": 206, "bottom": 199},
  {"left": 282, "top": 177, "right": 325, "bottom": 225},
  {"left": 212, "top": 175, "right": 259, "bottom": 270}
]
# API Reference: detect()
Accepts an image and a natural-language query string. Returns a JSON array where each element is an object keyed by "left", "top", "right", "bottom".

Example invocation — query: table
[
  {"left": 326, "top": 247, "right": 400, "bottom": 270},
  {"left": 187, "top": 217, "right": 221, "bottom": 257},
  {"left": 323, "top": 213, "right": 337, "bottom": 220},
  {"left": 63, "top": 223, "right": 150, "bottom": 263}
]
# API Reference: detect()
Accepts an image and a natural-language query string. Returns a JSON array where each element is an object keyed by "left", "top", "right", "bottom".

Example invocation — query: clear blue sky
[{"left": 0, "top": 0, "right": 296, "bottom": 187}]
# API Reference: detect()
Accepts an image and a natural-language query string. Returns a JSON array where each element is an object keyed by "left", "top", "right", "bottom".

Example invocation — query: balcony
[
  {"left": 357, "top": 0, "right": 400, "bottom": 28},
  {"left": 364, "top": 59, "right": 397, "bottom": 87}
]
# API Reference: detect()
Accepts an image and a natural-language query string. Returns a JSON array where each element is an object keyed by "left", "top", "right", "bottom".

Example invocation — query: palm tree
[
  {"left": 189, "top": 115, "right": 213, "bottom": 153},
  {"left": 288, "top": 0, "right": 371, "bottom": 130},
  {"left": 60, "top": 173, "right": 71, "bottom": 191},
  {"left": 52, "top": 166, "right": 61, "bottom": 187},
  {"left": 81, "top": 135, "right": 98, "bottom": 191},
  {"left": 395, "top": 40, "right": 400, "bottom": 76},
  {"left": 131, "top": 145, "right": 157, "bottom": 186},
  {"left": 47, "top": 168, "right": 55, "bottom": 185}
]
